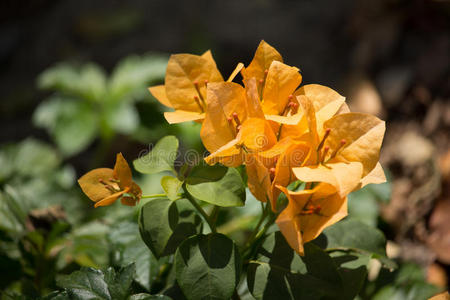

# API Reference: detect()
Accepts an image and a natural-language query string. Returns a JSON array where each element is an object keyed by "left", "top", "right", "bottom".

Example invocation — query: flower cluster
[
  {"left": 78, "top": 41, "right": 386, "bottom": 256},
  {"left": 150, "top": 41, "right": 386, "bottom": 255}
]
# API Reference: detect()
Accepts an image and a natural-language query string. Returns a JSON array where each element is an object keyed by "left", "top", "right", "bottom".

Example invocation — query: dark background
[
  {"left": 2, "top": 0, "right": 448, "bottom": 142},
  {"left": 1, "top": 0, "right": 449, "bottom": 289}
]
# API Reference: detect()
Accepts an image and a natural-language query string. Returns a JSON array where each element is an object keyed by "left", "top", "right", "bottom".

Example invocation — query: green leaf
[
  {"left": 109, "top": 54, "right": 168, "bottom": 102},
  {"left": 247, "top": 231, "right": 368, "bottom": 300},
  {"left": 5, "top": 176, "right": 84, "bottom": 226},
  {"left": 329, "top": 250, "right": 371, "bottom": 270},
  {"left": 139, "top": 198, "right": 201, "bottom": 258},
  {"left": 348, "top": 174, "right": 392, "bottom": 227},
  {"left": 161, "top": 176, "right": 182, "bottom": 201},
  {"left": 78, "top": 63, "right": 107, "bottom": 101},
  {"left": 55, "top": 164, "right": 77, "bottom": 189},
  {"left": 175, "top": 233, "right": 241, "bottom": 300},
  {"left": 108, "top": 221, "right": 164, "bottom": 291},
  {"left": 105, "top": 264, "right": 135, "bottom": 300},
  {"left": 139, "top": 198, "right": 174, "bottom": 258},
  {"left": 53, "top": 101, "right": 98, "bottom": 156},
  {"left": 34, "top": 98, "right": 98, "bottom": 156},
  {"left": 0, "top": 187, "right": 27, "bottom": 234},
  {"left": 338, "top": 266, "right": 368, "bottom": 300},
  {"left": 38, "top": 63, "right": 106, "bottom": 102},
  {"left": 42, "top": 291, "right": 71, "bottom": 300},
  {"left": 57, "top": 221, "right": 110, "bottom": 270},
  {"left": 11, "top": 138, "right": 61, "bottom": 178},
  {"left": 128, "top": 294, "right": 172, "bottom": 300},
  {"left": 185, "top": 164, "right": 228, "bottom": 185},
  {"left": 366, "top": 172, "right": 391, "bottom": 204},
  {"left": 329, "top": 250, "right": 370, "bottom": 300},
  {"left": 321, "top": 218, "right": 396, "bottom": 269},
  {"left": 57, "top": 263, "right": 135, "bottom": 300},
  {"left": 33, "top": 97, "right": 64, "bottom": 130},
  {"left": 104, "top": 102, "right": 139, "bottom": 134},
  {"left": 348, "top": 188, "right": 379, "bottom": 227},
  {"left": 369, "top": 263, "right": 440, "bottom": 300},
  {"left": 248, "top": 233, "right": 337, "bottom": 300},
  {"left": 134, "top": 136, "right": 179, "bottom": 174},
  {"left": 186, "top": 168, "right": 245, "bottom": 207},
  {"left": 322, "top": 218, "right": 386, "bottom": 255},
  {"left": 41, "top": 291, "right": 70, "bottom": 300},
  {"left": 0, "top": 145, "right": 16, "bottom": 182}
]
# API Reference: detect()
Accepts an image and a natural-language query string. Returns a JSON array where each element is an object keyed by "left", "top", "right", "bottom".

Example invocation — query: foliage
[
  {"left": 175, "top": 233, "right": 241, "bottom": 300},
  {"left": 1, "top": 42, "right": 442, "bottom": 300},
  {"left": 33, "top": 54, "right": 167, "bottom": 156}
]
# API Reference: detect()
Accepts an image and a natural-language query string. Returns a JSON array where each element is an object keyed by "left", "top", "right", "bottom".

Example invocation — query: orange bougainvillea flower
[
  {"left": 244, "top": 137, "right": 297, "bottom": 204},
  {"left": 247, "top": 85, "right": 347, "bottom": 210},
  {"left": 241, "top": 41, "right": 304, "bottom": 126},
  {"left": 241, "top": 41, "right": 351, "bottom": 148},
  {"left": 241, "top": 136, "right": 309, "bottom": 209},
  {"left": 241, "top": 40, "right": 283, "bottom": 92},
  {"left": 200, "top": 80, "right": 268, "bottom": 157},
  {"left": 200, "top": 81, "right": 257, "bottom": 154},
  {"left": 276, "top": 84, "right": 347, "bottom": 140},
  {"left": 289, "top": 95, "right": 386, "bottom": 195},
  {"left": 199, "top": 79, "right": 292, "bottom": 204},
  {"left": 293, "top": 162, "right": 364, "bottom": 198},
  {"left": 320, "top": 112, "right": 385, "bottom": 177},
  {"left": 150, "top": 51, "right": 244, "bottom": 124},
  {"left": 149, "top": 51, "right": 223, "bottom": 124},
  {"left": 276, "top": 184, "right": 348, "bottom": 255},
  {"left": 245, "top": 154, "right": 273, "bottom": 204},
  {"left": 261, "top": 61, "right": 302, "bottom": 117},
  {"left": 78, "top": 153, "right": 142, "bottom": 207},
  {"left": 223, "top": 134, "right": 309, "bottom": 209},
  {"left": 269, "top": 140, "right": 310, "bottom": 210},
  {"left": 204, "top": 117, "right": 277, "bottom": 167}
]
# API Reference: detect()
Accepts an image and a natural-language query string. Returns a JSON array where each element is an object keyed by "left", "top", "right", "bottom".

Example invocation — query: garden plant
[
  {"left": 1, "top": 41, "right": 445, "bottom": 300},
  {"left": 75, "top": 40, "right": 391, "bottom": 300}
]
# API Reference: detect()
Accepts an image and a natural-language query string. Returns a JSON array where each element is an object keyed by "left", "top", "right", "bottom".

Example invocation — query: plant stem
[
  {"left": 183, "top": 184, "right": 217, "bottom": 233},
  {"left": 141, "top": 193, "right": 167, "bottom": 199},
  {"left": 245, "top": 203, "right": 268, "bottom": 248},
  {"left": 210, "top": 205, "right": 220, "bottom": 227},
  {"left": 253, "top": 212, "right": 277, "bottom": 242},
  {"left": 242, "top": 205, "right": 277, "bottom": 260}
]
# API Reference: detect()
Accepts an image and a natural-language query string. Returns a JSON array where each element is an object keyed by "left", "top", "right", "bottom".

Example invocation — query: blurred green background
[{"left": 0, "top": 0, "right": 449, "bottom": 298}]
